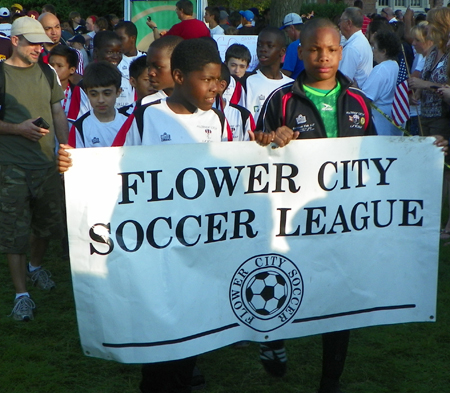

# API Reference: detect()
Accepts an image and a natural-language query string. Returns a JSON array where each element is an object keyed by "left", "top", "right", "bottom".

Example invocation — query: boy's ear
[
  {"left": 69, "top": 66, "right": 76, "bottom": 76},
  {"left": 219, "top": 79, "right": 227, "bottom": 91},
  {"left": 298, "top": 45, "right": 303, "bottom": 60},
  {"left": 129, "top": 76, "right": 137, "bottom": 89},
  {"left": 172, "top": 68, "right": 184, "bottom": 85},
  {"left": 116, "top": 87, "right": 122, "bottom": 97},
  {"left": 280, "top": 46, "right": 286, "bottom": 58}
]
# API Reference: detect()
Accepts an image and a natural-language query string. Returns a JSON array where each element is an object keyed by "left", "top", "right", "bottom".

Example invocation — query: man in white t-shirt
[
  {"left": 338, "top": 7, "right": 373, "bottom": 87},
  {"left": 204, "top": 6, "right": 224, "bottom": 36}
]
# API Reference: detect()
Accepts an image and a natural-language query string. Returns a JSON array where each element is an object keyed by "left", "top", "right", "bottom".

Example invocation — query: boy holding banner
[
  {"left": 59, "top": 38, "right": 232, "bottom": 393},
  {"left": 254, "top": 18, "right": 447, "bottom": 393}
]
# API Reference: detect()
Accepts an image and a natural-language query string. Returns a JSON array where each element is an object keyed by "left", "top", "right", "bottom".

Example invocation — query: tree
[{"left": 270, "top": 0, "right": 303, "bottom": 28}]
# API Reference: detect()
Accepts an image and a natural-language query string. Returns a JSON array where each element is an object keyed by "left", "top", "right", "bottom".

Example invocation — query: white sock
[
  {"left": 28, "top": 262, "right": 41, "bottom": 272},
  {"left": 15, "top": 292, "right": 30, "bottom": 300}
]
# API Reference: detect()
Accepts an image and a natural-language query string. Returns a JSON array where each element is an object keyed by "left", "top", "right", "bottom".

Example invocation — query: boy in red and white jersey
[
  {"left": 68, "top": 61, "right": 129, "bottom": 148},
  {"left": 215, "top": 63, "right": 255, "bottom": 141}
]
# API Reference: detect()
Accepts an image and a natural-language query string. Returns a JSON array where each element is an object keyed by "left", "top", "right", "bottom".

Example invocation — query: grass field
[{"left": 0, "top": 237, "right": 449, "bottom": 393}]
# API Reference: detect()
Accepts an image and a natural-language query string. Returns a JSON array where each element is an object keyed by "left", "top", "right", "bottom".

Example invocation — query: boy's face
[
  {"left": 49, "top": 54, "right": 76, "bottom": 82},
  {"left": 257, "top": 32, "right": 285, "bottom": 68},
  {"left": 116, "top": 27, "right": 135, "bottom": 57},
  {"left": 176, "top": 62, "right": 221, "bottom": 111},
  {"left": 204, "top": 11, "right": 211, "bottom": 23},
  {"left": 86, "top": 17, "right": 95, "bottom": 32},
  {"left": 147, "top": 46, "right": 173, "bottom": 91},
  {"left": 130, "top": 68, "right": 154, "bottom": 100},
  {"left": 298, "top": 27, "right": 342, "bottom": 90},
  {"left": 86, "top": 85, "right": 120, "bottom": 117},
  {"left": 95, "top": 39, "right": 123, "bottom": 66},
  {"left": 226, "top": 57, "right": 248, "bottom": 78}
]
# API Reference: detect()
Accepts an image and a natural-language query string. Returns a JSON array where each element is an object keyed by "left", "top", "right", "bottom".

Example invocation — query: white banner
[{"left": 65, "top": 136, "right": 443, "bottom": 364}]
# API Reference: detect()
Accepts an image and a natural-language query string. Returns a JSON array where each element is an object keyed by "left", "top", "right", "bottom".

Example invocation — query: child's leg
[
  {"left": 319, "top": 330, "right": 350, "bottom": 393},
  {"left": 140, "top": 356, "right": 197, "bottom": 393}
]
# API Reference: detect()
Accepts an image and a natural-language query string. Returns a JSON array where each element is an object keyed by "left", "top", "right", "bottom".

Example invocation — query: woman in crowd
[
  {"left": 362, "top": 30, "right": 402, "bottom": 135},
  {"left": 408, "top": 21, "right": 435, "bottom": 134},
  {"left": 409, "top": 7, "right": 450, "bottom": 136}
]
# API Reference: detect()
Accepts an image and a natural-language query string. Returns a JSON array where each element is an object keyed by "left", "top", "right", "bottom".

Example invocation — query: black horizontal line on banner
[
  {"left": 292, "top": 304, "right": 416, "bottom": 324},
  {"left": 102, "top": 322, "right": 240, "bottom": 348}
]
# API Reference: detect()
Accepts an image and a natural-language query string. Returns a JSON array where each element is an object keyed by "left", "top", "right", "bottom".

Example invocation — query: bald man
[{"left": 39, "top": 12, "right": 84, "bottom": 75}]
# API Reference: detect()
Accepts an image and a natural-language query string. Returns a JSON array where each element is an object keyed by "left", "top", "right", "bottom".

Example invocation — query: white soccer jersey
[
  {"left": 141, "top": 90, "right": 168, "bottom": 105},
  {"left": 68, "top": 109, "right": 129, "bottom": 148},
  {"left": 243, "top": 70, "right": 293, "bottom": 124},
  {"left": 215, "top": 97, "right": 255, "bottom": 141},
  {"left": 223, "top": 75, "right": 246, "bottom": 107},
  {"left": 118, "top": 99, "right": 229, "bottom": 146}
]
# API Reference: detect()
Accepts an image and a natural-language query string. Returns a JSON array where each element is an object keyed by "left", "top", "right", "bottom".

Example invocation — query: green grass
[{"left": 0, "top": 239, "right": 449, "bottom": 393}]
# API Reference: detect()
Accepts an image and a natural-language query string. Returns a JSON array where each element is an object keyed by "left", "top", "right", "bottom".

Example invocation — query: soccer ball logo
[{"left": 245, "top": 270, "right": 289, "bottom": 318}]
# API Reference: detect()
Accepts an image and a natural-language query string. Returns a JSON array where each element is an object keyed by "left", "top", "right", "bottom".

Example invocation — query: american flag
[{"left": 391, "top": 56, "right": 410, "bottom": 126}]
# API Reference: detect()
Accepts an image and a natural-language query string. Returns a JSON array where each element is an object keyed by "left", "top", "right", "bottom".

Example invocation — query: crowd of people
[{"left": 0, "top": 1, "right": 449, "bottom": 392}]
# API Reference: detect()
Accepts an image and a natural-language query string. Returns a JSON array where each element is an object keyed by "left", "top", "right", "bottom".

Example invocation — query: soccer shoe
[
  {"left": 10, "top": 296, "right": 35, "bottom": 321},
  {"left": 259, "top": 343, "right": 287, "bottom": 377},
  {"left": 27, "top": 267, "right": 56, "bottom": 290}
]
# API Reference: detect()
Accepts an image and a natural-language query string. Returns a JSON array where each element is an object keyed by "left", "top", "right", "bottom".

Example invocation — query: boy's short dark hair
[
  {"left": 301, "top": 18, "right": 339, "bottom": 43},
  {"left": 48, "top": 45, "right": 78, "bottom": 69},
  {"left": 171, "top": 38, "right": 221, "bottom": 74},
  {"left": 225, "top": 43, "right": 251, "bottom": 65},
  {"left": 205, "top": 6, "right": 220, "bottom": 24},
  {"left": 83, "top": 61, "right": 122, "bottom": 91},
  {"left": 114, "top": 21, "right": 138, "bottom": 38},
  {"left": 258, "top": 26, "right": 286, "bottom": 47},
  {"left": 69, "top": 11, "right": 80, "bottom": 20},
  {"left": 220, "top": 62, "right": 231, "bottom": 87},
  {"left": 149, "top": 35, "right": 183, "bottom": 53},
  {"left": 93, "top": 30, "right": 121, "bottom": 49},
  {"left": 129, "top": 55, "right": 148, "bottom": 80},
  {"left": 176, "top": 0, "right": 193, "bottom": 16}
]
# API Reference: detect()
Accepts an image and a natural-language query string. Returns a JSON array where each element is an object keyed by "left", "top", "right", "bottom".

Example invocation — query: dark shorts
[{"left": 0, "top": 164, "right": 63, "bottom": 254}]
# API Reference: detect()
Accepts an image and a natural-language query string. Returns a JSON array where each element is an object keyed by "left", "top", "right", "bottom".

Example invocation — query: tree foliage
[
  {"left": 208, "top": 0, "right": 271, "bottom": 12},
  {"left": 2, "top": 0, "right": 123, "bottom": 20},
  {"left": 270, "top": 0, "right": 303, "bottom": 28}
]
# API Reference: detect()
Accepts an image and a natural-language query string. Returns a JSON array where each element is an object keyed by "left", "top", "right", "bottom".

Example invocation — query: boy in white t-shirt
[
  {"left": 68, "top": 61, "right": 129, "bottom": 148},
  {"left": 242, "top": 27, "right": 293, "bottom": 123}
]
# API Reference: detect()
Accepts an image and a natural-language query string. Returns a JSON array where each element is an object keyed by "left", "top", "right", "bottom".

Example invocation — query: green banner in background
[{"left": 130, "top": 1, "right": 199, "bottom": 52}]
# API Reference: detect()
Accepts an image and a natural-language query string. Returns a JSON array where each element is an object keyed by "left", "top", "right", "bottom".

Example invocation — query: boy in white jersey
[
  {"left": 48, "top": 45, "right": 78, "bottom": 118},
  {"left": 215, "top": 63, "right": 255, "bottom": 141},
  {"left": 113, "top": 38, "right": 232, "bottom": 147},
  {"left": 68, "top": 61, "right": 129, "bottom": 148},
  {"left": 242, "top": 26, "right": 293, "bottom": 123},
  {"left": 58, "top": 39, "right": 230, "bottom": 393}
]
